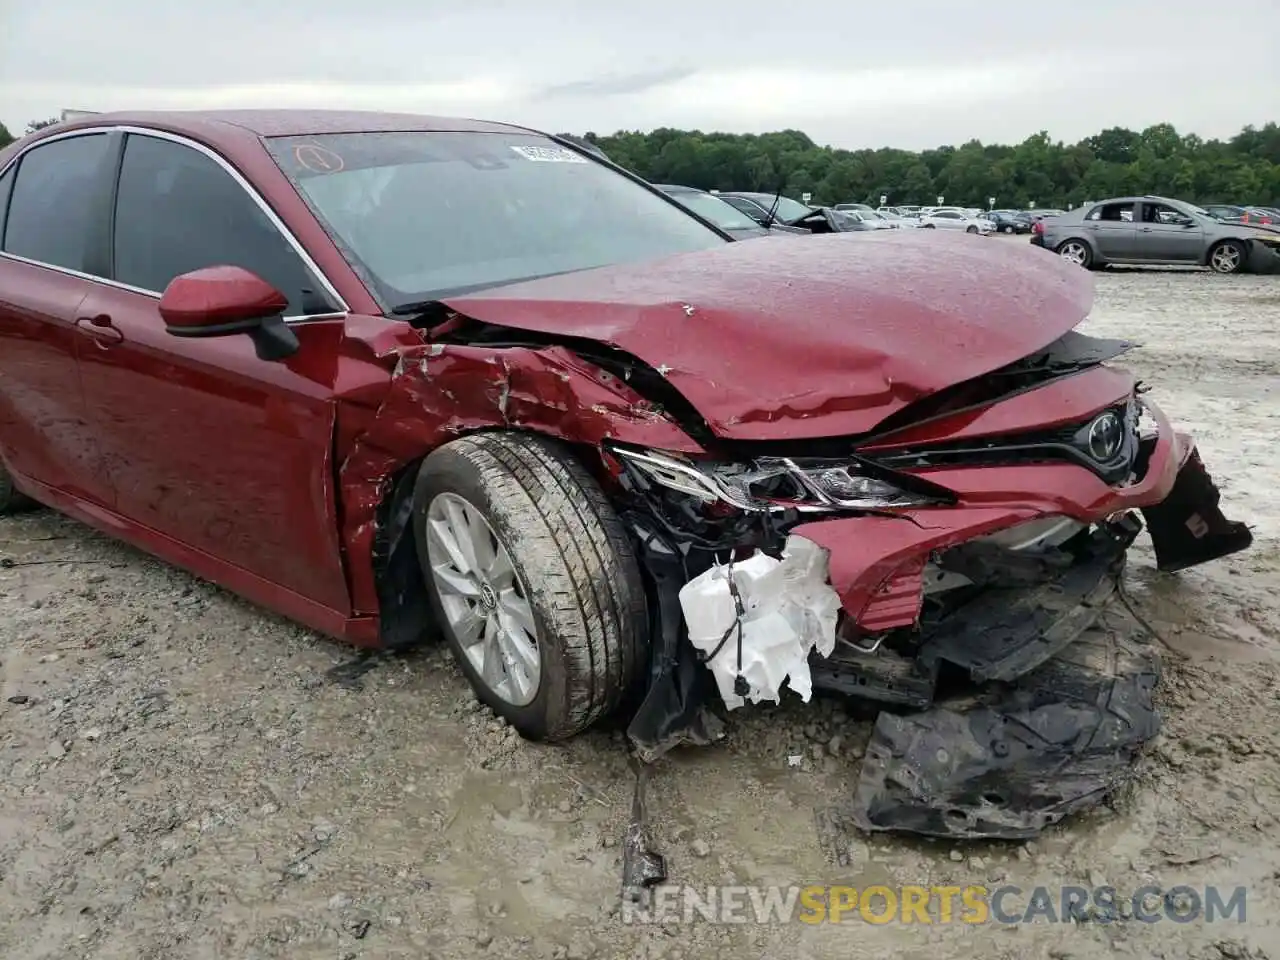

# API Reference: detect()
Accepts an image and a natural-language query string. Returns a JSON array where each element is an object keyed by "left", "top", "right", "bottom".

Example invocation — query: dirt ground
[{"left": 2, "top": 256, "right": 1279, "bottom": 960}]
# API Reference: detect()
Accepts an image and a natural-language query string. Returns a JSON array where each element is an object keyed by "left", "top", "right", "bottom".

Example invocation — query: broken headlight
[{"left": 612, "top": 448, "right": 949, "bottom": 513}]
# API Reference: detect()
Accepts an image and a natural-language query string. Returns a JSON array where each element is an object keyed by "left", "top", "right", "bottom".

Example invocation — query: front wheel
[
  {"left": 1002, "top": 225, "right": 1015, "bottom": 234},
  {"left": 413, "top": 432, "right": 647, "bottom": 741},
  {"left": 1056, "top": 239, "right": 1093, "bottom": 269},
  {"left": 966, "top": 225, "right": 979, "bottom": 234},
  {"left": 1208, "top": 240, "right": 1247, "bottom": 274},
  {"left": 922, "top": 223, "right": 936, "bottom": 229}
]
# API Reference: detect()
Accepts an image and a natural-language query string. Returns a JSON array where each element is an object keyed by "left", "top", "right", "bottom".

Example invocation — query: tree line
[
  {"left": 5, "top": 115, "right": 1278, "bottom": 208},
  {"left": 582, "top": 122, "right": 1280, "bottom": 209}
]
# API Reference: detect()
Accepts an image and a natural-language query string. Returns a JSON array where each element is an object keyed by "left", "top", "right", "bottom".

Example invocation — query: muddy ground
[{"left": 2, "top": 257, "right": 1278, "bottom": 960}]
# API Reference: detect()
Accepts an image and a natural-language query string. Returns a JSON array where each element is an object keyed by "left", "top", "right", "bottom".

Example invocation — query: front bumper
[{"left": 792, "top": 398, "right": 1248, "bottom": 630}]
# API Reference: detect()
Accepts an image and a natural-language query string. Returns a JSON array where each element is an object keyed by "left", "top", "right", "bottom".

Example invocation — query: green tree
[
  {"left": 0, "top": 122, "right": 13, "bottom": 149},
  {"left": 25, "top": 117, "right": 59, "bottom": 134},
  {"left": 588, "top": 121, "right": 1280, "bottom": 208}
]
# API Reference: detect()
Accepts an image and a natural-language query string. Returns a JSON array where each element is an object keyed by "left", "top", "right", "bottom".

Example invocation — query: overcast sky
[{"left": 3, "top": 0, "right": 1278, "bottom": 151}]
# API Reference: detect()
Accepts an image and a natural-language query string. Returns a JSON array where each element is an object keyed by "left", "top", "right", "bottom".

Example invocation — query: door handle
[
  {"left": 1140, "top": 227, "right": 1153, "bottom": 232},
  {"left": 75, "top": 314, "right": 124, "bottom": 347}
]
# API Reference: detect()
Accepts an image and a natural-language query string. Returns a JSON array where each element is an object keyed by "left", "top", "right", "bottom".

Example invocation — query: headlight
[{"left": 612, "top": 447, "right": 948, "bottom": 513}]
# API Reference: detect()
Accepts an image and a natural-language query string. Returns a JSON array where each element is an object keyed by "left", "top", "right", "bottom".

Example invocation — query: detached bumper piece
[
  {"left": 846, "top": 628, "right": 1161, "bottom": 840},
  {"left": 1141, "top": 447, "right": 1252, "bottom": 573}
]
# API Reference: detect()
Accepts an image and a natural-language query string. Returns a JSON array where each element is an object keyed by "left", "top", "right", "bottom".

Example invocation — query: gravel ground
[{"left": 2, "top": 261, "right": 1278, "bottom": 960}]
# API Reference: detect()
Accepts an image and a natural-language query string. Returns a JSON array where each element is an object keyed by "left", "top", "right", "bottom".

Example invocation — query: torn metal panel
[
  {"left": 847, "top": 627, "right": 1161, "bottom": 840},
  {"left": 437, "top": 231, "right": 1096, "bottom": 441},
  {"left": 792, "top": 507, "right": 1041, "bottom": 626},
  {"left": 338, "top": 340, "right": 702, "bottom": 636}
]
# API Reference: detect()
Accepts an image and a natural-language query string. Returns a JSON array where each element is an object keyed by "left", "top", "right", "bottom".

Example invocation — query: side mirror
[{"left": 159, "top": 265, "right": 300, "bottom": 362}]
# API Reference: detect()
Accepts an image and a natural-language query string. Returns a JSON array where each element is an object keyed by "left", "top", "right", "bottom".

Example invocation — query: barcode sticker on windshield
[{"left": 510, "top": 145, "right": 589, "bottom": 163}]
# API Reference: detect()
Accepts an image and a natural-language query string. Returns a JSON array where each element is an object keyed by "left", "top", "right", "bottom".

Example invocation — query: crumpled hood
[{"left": 442, "top": 230, "right": 1095, "bottom": 441}]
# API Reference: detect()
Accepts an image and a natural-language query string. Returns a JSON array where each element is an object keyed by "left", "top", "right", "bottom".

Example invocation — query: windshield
[
  {"left": 756, "top": 196, "right": 816, "bottom": 222},
  {"left": 266, "top": 132, "right": 727, "bottom": 306},
  {"left": 669, "top": 191, "right": 762, "bottom": 232}
]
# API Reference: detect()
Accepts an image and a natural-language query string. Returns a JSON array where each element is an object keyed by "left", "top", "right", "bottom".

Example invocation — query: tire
[
  {"left": 922, "top": 223, "right": 936, "bottom": 229},
  {"left": 0, "top": 459, "right": 36, "bottom": 515},
  {"left": 1056, "top": 238, "right": 1093, "bottom": 269},
  {"left": 965, "top": 225, "right": 979, "bottom": 234},
  {"left": 1002, "top": 225, "right": 1014, "bottom": 234},
  {"left": 1208, "top": 239, "right": 1247, "bottom": 274},
  {"left": 412, "top": 431, "right": 647, "bottom": 741}
]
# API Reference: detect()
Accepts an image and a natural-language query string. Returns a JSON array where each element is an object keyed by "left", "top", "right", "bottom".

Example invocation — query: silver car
[
  {"left": 918, "top": 209, "right": 995, "bottom": 234},
  {"left": 1034, "top": 195, "right": 1280, "bottom": 274}
]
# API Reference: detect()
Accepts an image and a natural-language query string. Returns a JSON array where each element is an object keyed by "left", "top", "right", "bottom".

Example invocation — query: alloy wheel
[
  {"left": 1059, "top": 241, "right": 1088, "bottom": 266},
  {"left": 424, "top": 491, "right": 541, "bottom": 706},
  {"left": 1210, "top": 244, "right": 1242, "bottom": 274}
]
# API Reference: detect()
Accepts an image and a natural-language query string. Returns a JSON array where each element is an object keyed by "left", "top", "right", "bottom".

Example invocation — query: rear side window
[
  {"left": 3, "top": 134, "right": 111, "bottom": 272},
  {"left": 112, "top": 134, "right": 327, "bottom": 312}
]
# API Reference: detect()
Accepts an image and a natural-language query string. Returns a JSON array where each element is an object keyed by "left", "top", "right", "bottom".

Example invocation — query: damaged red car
[{"left": 0, "top": 111, "right": 1251, "bottom": 841}]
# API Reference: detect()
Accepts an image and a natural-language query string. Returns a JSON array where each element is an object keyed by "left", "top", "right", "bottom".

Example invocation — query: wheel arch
[
  {"left": 1202, "top": 235, "right": 1248, "bottom": 268},
  {"left": 340, "top": 337, "right": 701, "bottom": 655}
]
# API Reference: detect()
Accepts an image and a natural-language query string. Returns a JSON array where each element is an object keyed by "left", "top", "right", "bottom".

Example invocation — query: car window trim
[{"left": 0, "top": 125, "right": 350, "bottom": 324}]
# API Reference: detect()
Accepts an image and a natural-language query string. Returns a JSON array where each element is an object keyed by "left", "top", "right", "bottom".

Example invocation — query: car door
[
  {"left": 0, "top": 132, "right": 119, "bottom": 507},
  {"left": 1081, "top": 202, "right": 1137, "bottom": 259},
  {"left": 73, "top": 130, "right": 353, "bottom": 612},
  {"left": 1135, "top": 202, "right": 1204, "bottom": 262}
]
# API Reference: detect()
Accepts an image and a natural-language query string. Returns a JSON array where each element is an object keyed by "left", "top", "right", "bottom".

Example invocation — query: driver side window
[{"left": 112, "top": 134, "right": 332, "bottom": 314}]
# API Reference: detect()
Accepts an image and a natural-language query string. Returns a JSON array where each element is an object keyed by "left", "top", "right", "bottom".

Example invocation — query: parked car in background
[
  {"left": 876, "top": 209, "right": 919, "bottom": 228},
  {"left": 918, "top": 209, "right": 995, "bottom": 234},
  {"left": 987, "top": 210, "right": 1031, "bottom": 234},
  {"left": 1033, "top": 195, "right": 1280, "bottom": 273},
  {"left": 834, "top": 203, "right": 875, "bottom": 214},
  {"left": 717, "top": 191, "right": 815, "bottom": 227},
  {"left": 655, "top": 184, "right": 807, "bottom": 239},
  {"left": 837, "top": 209, "right": 895, "bottom": 230},
  {"left": 1201, "top": 204, "right": 1275, "bottom": 226}
]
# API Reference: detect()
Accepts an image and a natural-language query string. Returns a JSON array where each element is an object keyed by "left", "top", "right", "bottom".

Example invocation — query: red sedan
[{"left": 0, "top": 111, "right": 1251, "bottom": 838}]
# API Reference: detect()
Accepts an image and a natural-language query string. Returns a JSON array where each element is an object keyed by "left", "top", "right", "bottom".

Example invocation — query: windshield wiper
[{"left": 760, "top": 179, "right": 785, "bottom": 230}]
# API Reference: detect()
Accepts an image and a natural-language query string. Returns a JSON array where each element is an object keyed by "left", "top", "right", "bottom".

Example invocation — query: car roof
[
  {"left": 655, "top": 183, "right": 701, "bottom": 194},
  {"left": 40, "top": 109, "right": 537, "bottom": 151}
]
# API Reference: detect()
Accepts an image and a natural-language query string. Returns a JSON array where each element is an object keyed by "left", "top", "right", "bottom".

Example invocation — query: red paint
[
  {"left": 796, "top": 398, "right": 1186, "bottom": 626},
  {"left": 858, "top": 365, "right": 1136, "bottom": 449},
  {"left": 337, "top": 342, "right": 705, "bottom": 614},
  {"left": 158, "top": 265, "right": 289, "bottom": 329},
  {"left": 443, "top": 229, "right": 1095, "bottom": 440},
  {"left": 854, "top": 556, "right": 927, "bottom": 633}
]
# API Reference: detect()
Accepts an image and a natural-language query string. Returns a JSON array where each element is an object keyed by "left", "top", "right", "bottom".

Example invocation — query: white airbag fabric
[{"left": 679, "top": 535, "right": 841, "bottom": 710}]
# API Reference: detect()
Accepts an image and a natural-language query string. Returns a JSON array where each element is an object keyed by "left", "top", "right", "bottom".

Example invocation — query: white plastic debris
[{"left": 679, "top": 535, "right": 842, "bottom": 710}]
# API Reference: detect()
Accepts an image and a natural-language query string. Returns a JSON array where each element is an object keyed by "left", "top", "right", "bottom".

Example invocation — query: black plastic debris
[
  {"left": 846, "top": 627, "right": 1161, "bottom": 840},
  {"left": 1141, "top": 447, "right": 1253, "bottom": 573},
  {"left": 621, "top": 757, "right": 667, "bottom": 904},
  {"left": 624, "top": 522, "right": 726, "bottom": 763}
]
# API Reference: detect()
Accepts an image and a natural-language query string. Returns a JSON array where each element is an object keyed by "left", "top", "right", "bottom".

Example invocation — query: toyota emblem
[{"left": 1087, "top": 411, "right": 1124, "bottom": 461}]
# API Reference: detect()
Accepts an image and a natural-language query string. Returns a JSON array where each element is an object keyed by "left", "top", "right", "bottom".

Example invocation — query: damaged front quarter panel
[{"left": 337, "top": 332, "right": 704, "bottom": 645}]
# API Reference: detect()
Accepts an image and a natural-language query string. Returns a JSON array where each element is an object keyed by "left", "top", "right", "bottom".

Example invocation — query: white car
[
  {"left": 839, "top": 209, "right": 896, "bottom": 230},
  {"left": 876, "top": 209, "right": 919, "bottom": 228},
  {"left": 918, "top": 209, "right": 995, "bottom": 234}
]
